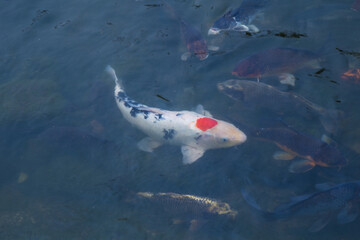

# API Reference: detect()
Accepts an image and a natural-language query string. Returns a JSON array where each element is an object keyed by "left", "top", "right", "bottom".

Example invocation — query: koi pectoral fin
[
  {"left": 288, "top": 159, "right": 316, "bottom": 173},
  {"left": 308, "top": 215, "right": 332, "bottom": 232},
  {"left": 278, "top": 73, "right": 296, "bottom": 86},
  {"left": 181, "top": 52, "right": 191, "bottom": 61},
  {"left": 337, "top": 203, "right": 359, "bottom": 224},
  {"left": 233, "top": 23, "right": 249, "bottom": 32},
  {"left": 189, "top": 219, "right": 207, "bottom": 231},
  {"left": 273, "top": 151, "right": 296, "bottom": 160},
  {"left": 194, "top": 104, "right": 213, "bottom": 117},
  {"left": 137, "top": 137, "right": 163, "bottom": 152},
  {"left": 207, "top": 45, "right": 220, "bottom": 51},
  {"left": 181, "top": 146, "right": 205, "bottom": 164},
  {"left": 247, "top": 24, "right": 260, "bottom": 33}
]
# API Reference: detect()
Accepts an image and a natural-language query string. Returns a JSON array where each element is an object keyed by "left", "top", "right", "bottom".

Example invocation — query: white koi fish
[{"left": 105, "top": 66, "right": 247, "bottom": 164}]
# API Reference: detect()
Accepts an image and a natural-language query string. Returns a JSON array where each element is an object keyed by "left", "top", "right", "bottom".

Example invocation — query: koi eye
[{"left": 222, "top": 138, "right": 228, "bottom": 142}]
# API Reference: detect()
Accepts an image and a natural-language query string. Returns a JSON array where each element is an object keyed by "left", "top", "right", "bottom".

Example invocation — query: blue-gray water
[{"left": 1, "top": 0, "right": 360, "bottom": 239}]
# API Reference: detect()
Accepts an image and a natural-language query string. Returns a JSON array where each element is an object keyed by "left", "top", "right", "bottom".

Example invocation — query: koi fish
[
  {"left": 163, "top": 1, "right": 210, "bottom": 61},
  {"left": 232, "top": 48, "right": 320, "bottom": 86},
  {"left": 250, "top": 126, "right": 347, "bottom": 173},
  {"left": 217, "top": 79, "right": 343, "bottom": 134},
  {"left": 208, "top": 0, "right": 267, "bottom": 35},
  {"left": 106, "top": 66, "right": 246, "bottom": 164},
  {"left": 242, "top": 181, "right": 360, "bottom": 232},
  {"left": 135, "top": 191, "right": 237, "bottom": 219},
  {"left": 131, "top": 191, "right": 237, "bottom": 231}
]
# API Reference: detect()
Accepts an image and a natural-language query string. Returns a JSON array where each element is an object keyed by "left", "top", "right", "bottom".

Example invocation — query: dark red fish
[{"left": 232, "top": 48, "right": 319, "bottom": 79}]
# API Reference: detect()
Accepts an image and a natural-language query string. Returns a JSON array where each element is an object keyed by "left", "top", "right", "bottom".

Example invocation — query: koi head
[
  {"left": 188, "top": 40, "right": 209, "bottom": 60},
  {"left": 195, "top": 117, "right": 247, "bottom": 149},
  {"left": 208, "top": 201, "right": 238, "bottom": 218}
]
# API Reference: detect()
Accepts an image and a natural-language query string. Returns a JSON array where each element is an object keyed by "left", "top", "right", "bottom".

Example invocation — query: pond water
[{"left": 1, "top": 0, "right": 360, "bottom": 239}]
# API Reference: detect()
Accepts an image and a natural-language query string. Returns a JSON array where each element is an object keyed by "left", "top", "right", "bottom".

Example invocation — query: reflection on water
[{"left": 1, "top": 0, "right": 360, "bottom": 239}]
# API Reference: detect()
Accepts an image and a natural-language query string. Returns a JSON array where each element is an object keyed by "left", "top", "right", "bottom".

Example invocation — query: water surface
[{"left": 1, "top": 0, "right": 360, "bottom": 239}]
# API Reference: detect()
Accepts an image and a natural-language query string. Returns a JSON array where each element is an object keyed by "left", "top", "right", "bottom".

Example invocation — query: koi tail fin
[
  {"left": 240, "top": 188, "right": 277, "bottom": 221},
  {"left": 319, "top": 109, "right": 344, "bottom": 134},
  {"left": 105, "top": 65, "right": 124, "bottom": 92}
]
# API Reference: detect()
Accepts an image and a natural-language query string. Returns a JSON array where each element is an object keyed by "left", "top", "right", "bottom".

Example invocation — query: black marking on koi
[
  {"left": 155, "top": 113, "right": 164, "bottom": 121},
  {"left": 176, "top": 113, "right": 182, "bottom": 117},
  {"left": 194, "top": 135, "right": 202, "bottom": 141},
  {"left": 130, "top": 107, "right": 151, "bottom": 119},
  {"left": 163, "top": 129, "right": 176, "bottom": 140},
  {"left": 118, "top": 92, "right": 144, "bottom": 109},
  {"left": 117, "top": 91, "right": 127, "bottom": 100}
]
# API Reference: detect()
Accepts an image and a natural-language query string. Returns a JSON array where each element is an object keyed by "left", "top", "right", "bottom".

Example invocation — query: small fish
[
  {"left": 136, "top": 191, "right": 238, "bottom": 219},
  {"left": 217, "top": 79, "right": 343, "bottom": 134},
  {"left": 232, "top": 48, "right": 320, "bottom": 86},
  {"left": 242, "top": 181, "right": 360, "bottom": 232},
  {"left": 208, "top": 0, "right": 267, "bottom": 35},
  {"left": 251, "top": 126, "right": 347, "bottom": 173},
  {"left": 163, "top": 1, "right": 210, "bottom": 61},
  {"left": 106, "top": 66, "right": 246, "bottom": 164}
]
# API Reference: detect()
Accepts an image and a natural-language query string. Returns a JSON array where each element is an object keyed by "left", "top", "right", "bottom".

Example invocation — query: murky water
[{"left": 1, "top": 0, "right": 360, "bottom": 239}]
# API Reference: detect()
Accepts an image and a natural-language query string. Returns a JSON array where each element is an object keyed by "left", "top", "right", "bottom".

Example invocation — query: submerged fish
[
  {"left": 106, "top": 66, "right": 246, "bottom": 164},
  {"left": 250, "top": 126, "right": 347, "bottom": 173},
  {"left": 136, "top": 191, "right": 237, "bottom": 219},
  {"left": 352, "top": 0, "right": 360, "bottom": 11},
  {"left": 232, "top": 48, "right": 320, "bottom": 86},
  {"left": 163, "top": 2, "right": 209, "bottom": 61},
  {"left": 242, "top": 181, "right": 360, "bottom": 232},
  {"left": 208, "top": 0, "right": 267, "bottom": 35},
  {"left": 217, "top": 79, "right": 342, "bottom": 134}
]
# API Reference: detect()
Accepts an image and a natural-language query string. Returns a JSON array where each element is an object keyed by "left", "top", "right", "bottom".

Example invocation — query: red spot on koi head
[{"left": 196, "top": 117, "right": 218, "bottom": 131}]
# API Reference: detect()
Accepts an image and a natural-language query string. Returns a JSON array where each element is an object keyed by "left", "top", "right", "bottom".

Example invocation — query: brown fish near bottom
[
  {"left": 135, "top": 192, "right": 237, "bottom": 219},
  {"left": 217, "top": 79, "right": 343, "bottom": 134},
  {"left": 133, "top": 191, "right": 237, "bottom": 230}
]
